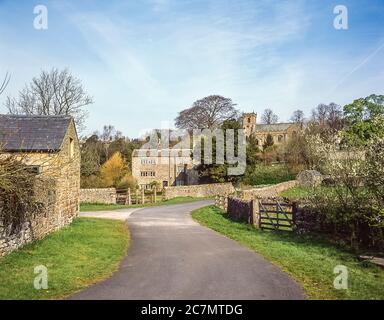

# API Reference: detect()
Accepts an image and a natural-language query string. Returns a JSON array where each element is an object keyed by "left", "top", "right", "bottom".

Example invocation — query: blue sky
[{"left": 0, "top": 0, "right": 383, "bottom": 137}]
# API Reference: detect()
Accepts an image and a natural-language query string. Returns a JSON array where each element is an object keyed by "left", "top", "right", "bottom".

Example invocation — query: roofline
[
  {"left": 58, "top": 118, "right": 78, "bottom": 151},
  {"left": 2, "top": 148, "right": 59, "bottom": 153},
  {"left": 0, "top": 114, "right": 73, "bottom": 119}
]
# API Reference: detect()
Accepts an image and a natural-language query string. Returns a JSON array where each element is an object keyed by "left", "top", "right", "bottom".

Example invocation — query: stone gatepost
[
  {"left": 153, "top": 187, "right": 157, "bottom": 203},
  {"left": 135, "top": 189, "right": 139, "bottom": 205},
  {"left": 251, "top": 198, "right": 261, "bottom": 228},
  {"left": 126, "top": 188, "right": 131, "bottom": 205},
  {"left": 141, "top": 188, "right": 145, "bottom": 204}
]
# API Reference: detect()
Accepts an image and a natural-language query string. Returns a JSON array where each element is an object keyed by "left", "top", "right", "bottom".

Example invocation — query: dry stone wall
[
  {"left": 163, "top": 183, "right": 235, "bottom": 200},
  {"left": 240, "top": 180, "right": 298, "bottom": 200},
  {"left": 80, "top": 188, "right": 117, "bottom": 204},
  {"left": 0, "top": 177, "right": 77, "bottom": 257}
]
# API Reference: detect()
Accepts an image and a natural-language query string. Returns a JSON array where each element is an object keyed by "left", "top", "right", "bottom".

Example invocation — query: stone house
[
  {"left": 242, "top": 112, "right": 300, "bottom": 149},
  {"left": 132, "top": 148, "right": 199, "bottom": 189},
  {"left": 0, "top": 115, "right": 80, "bottom": 256}
]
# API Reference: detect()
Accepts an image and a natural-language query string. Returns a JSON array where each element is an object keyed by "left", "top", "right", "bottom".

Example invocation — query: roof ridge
[{"left": 0, "top": 114, "right": 72, "bottom": 119}]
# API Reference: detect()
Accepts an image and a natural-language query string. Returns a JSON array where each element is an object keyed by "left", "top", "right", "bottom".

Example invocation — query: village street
[{"left": 72, "top": 201, "right": 305, "bottom": 300}]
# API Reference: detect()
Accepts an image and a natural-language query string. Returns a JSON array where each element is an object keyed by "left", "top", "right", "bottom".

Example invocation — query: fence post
[
  {"left": 292, "top": 201, "right": 297, "bottom": 229},
  {"left": 224, "top": 194, "right": 228, "bottom": 212},
  {"left": 135, "top": 189, "right": 139, "bottom": 205},
  {"left": 252, "top": 198, "right": 261, "bottom": 228},
  {"left": 153, "top": 186, "right": 157, "bottom": 203},
  {"left": 126, "top": 188, "right": 131, "bottom": 205},
  {"left": 141, "top": 188, "right": 145, "bottom": 204}
]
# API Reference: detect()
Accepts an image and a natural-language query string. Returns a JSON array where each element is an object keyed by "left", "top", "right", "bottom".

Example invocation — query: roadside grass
[
  {"left": 80, "top": 196, "right": 212, "bottom": 212},
  {"left": 192, "top": 205, "right": 384, "bottom": 300},
  {"left": 0, "top": 218, "right": 128, "bottom": 300},
  {"left": 242, "top": 164, "right": 296, "bottom": 186}
]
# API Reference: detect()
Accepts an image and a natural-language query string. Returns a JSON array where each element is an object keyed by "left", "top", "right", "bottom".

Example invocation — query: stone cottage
[
  {"left": 132, "top": 148, "right": 199, "bottom": 190},
  {"left": 0, "top": 115, "right": 80, "bottom": 256}
]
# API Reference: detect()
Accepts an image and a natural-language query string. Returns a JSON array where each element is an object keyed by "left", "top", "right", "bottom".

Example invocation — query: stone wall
[
  {"left": 215, "top": 194, "right": 258, "bottom": 226},
  {"left": 163, "top": 183, "right": 235, "bottom": 200},
  {"left": 80, "top": 188, "right": 117, "bottom": 204},
  {"left": 227, "top": 197, "right": 253, "bottom": 224},
  {"left": 0, "top": 177, "right": 77, "bottom": 257},
  {"left": 239, "top": 180, "right": 298, "bottom": 200}
]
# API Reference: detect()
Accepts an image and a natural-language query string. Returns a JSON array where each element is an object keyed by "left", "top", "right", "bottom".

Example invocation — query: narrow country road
[{"left": 71, "top": 201, "right": 305, "bottom": 300}]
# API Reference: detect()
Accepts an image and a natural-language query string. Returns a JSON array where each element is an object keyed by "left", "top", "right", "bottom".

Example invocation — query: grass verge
[
  {"left": 0, "top": 218, "right": 129, "bottom": 299},
  {"left": 80, "top": 196, "right": 212, "bottom": 212},
  {"left": 192, "top": 205, "right": 384, "bottom": 300},
  {"left": 280, "top": 186, "right": 312, "bottom": 200}
]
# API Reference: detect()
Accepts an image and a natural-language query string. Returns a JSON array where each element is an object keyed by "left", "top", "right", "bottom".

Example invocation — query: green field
[
  {"left": 0, "top": 218, "right": 128, "bottom": 299},
  {"left": 80, "top": 196, "right": 212, "bottom": 212},
  {"left": 192, "top": 205, "right": 384, "bottom": 300}
]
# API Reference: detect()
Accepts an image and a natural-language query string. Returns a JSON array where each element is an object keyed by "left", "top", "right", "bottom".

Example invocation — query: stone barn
[{"left": 0, "top": 115, "right": 80, "bottom": 256}]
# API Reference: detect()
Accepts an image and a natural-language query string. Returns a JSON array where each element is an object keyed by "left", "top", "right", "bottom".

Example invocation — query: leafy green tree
[
  {"left": 246, "top": 134, "right": 261, "bottom": 168},
  {"left": 343, "top": 94, "right": 384, "bottom": 145},
  {"left": 197, "top": 118, "right": 242, "bottom": 184}
]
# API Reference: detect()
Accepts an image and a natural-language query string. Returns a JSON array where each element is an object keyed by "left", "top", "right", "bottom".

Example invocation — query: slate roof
[
  {"left": 0, "top": 115, "right": 73, "bottom": 152},
  {"left": 253, "top": 123, "right": 294, "bottom": 133}
]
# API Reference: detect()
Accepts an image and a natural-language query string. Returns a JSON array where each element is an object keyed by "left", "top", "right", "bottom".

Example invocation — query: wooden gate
[{"left": 258, "top": 199, "right": 295, "bottom": 231}]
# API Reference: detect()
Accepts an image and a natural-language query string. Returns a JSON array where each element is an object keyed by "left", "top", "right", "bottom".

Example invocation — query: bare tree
[
  {"left": 175, "top": 95, "right": 239, "bottom": 130},
  {"left": 99, "top": 125, "right": 116, "bottom": 142},
  {"left": 311, "top": 103, "right": 344, "bottom": 132},
  {"left": 5, "top": 68, "right": 93, "bottom": 131},
  {"left": 260, "top": 108, "right": 278, "bottom": 124},
  {"left": 0, "top": 72, "right": 10, "bottom": 96},
  {"left": 290, "top": 109, "right": 305, "bottom": 124}
]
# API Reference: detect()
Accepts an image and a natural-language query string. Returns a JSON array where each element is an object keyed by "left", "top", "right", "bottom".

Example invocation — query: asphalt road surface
[{"left": 71, "top": 201, "right": 305, "bottom": 300}]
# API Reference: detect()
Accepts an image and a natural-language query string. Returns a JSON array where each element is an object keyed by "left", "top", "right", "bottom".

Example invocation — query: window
[
  {"left": 140, "top": 171, "right": 156, "bottom": 177},
  {"left": 141, "top": 159, "right": 156, "bottom": 165},
  {"left": 69, "top": 137, "right": 74, "bottom": 158}
]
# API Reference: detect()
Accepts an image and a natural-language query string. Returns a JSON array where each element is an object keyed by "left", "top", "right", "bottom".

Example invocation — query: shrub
[
  {"left": 242, "top": 164, "right": 295, "bottom": 185},
  {"left": 116, "top": 174, "right": 137, "bottom": 190},
  {"left": 99, "top": 152, "right": 127, "bottom": 187},
  {"left": 80, "top": 175, "right": 104, "bottom": 188},
  {"left": 303, "top": 134, "right": 384, "bottom": 250},
  {"left": 0, "top": 156, "right": 41, "bottom": 233}
]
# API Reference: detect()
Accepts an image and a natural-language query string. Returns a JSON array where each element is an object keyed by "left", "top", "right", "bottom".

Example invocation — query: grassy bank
[
  {"left": 80, "top": 196, "right": 211, "bottom": 212},
  {"left": 0, "top": 218, "right": 129, "bottom": 299},
  {"left": 242, "top": 164, "right": 296, "bottom": 186},
  {"left": 192, "top": 206, "right": 384, "bottom": 300},
  {"left": 280, "top": 186, "right": 312, "bottom": 200}
]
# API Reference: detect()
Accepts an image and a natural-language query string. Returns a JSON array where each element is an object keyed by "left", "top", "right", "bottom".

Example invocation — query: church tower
[{"left": 242, "top": 112, "right": 257, "bottom": 137}]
